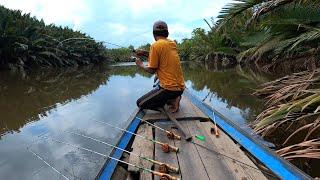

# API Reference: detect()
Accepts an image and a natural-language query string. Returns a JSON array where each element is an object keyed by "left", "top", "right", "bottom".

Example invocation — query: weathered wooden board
[
  {"left": 172, "top": 121, "right": 209, "bottom": 180},
  {"left": 201, "top": 121, "right": 268, "bottom": 180},
  {"left": 154, "top": 122, "right": 181, "bottom": 180},
  {"left": 185, "top": 120, "right": 235, "bottom": 180},
  {"left": 143, "top": 94, "right": 207, "bottom": 121},
  {"left": 111, "top": 165, "right": 128, "bottom": 180},
  {"left": 128, "top": 124, "right": 153, "bottom": 180}
]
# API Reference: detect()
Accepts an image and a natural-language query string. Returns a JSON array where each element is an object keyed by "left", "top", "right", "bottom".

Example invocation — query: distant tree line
[{"left": 0, "top": 5, "right": 108, "bottom": 70}]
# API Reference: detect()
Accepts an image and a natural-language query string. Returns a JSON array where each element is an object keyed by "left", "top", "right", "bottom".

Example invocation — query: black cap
[{"left": 153, "top": 20, "right": 168, "bottom": 31}]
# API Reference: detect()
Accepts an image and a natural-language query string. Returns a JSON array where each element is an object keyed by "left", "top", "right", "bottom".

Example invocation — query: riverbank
[
  {"left": 177, "top": 1, "right": 320, "bottom": 177},
  {"left": 0, "top": 5, "right": 109, "bottom": 70}
]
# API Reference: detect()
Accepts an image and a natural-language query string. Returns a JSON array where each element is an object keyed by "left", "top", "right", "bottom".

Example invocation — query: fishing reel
[
  {"left": 161, "top": 143, "right": 179, "bottom": 153},
  {"left": 159, "top": 174, "right": 179, "bottom": 180},
  {"left": 166, "top": 131, "right": 181, "bottom": 140},
  {"left": 160, "top": 175, "right": 170, "bottom": 180},
  {"left": 159, "top": 164, "right": 169, "bottom": 174},
  {"left": 158, "top": 163, "right": 180, "bottom": 174},
  {"left": 166, "top": 132, "right": 175, "bottom": 140}
]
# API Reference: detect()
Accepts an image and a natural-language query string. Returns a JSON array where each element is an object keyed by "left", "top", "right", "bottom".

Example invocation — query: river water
[{"left": 0, "top": 62, "right": 268, "bottom": 180}]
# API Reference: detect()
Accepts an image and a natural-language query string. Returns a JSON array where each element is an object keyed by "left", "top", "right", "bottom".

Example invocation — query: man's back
[{"left": 148, "top": 39, "right": 185, "bottom": 91}]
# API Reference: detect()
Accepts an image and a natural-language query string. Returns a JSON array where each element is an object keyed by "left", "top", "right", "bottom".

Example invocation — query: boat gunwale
[
  {"left": 97, "top": 108, "right": 145, "bottom": 180},
  {"left": 184, "top": 90, "right": 311, "bottom": 180}
]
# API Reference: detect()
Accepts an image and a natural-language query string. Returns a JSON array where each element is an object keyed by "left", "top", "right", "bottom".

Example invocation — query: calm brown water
[{"left": 0, "top": 62, "right": 267, "bottom": 179}]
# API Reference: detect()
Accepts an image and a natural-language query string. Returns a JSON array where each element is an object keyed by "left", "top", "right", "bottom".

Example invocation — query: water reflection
[
  {"left": 0, "top": 62, "right": 269, "bottom": 179},
  {"left": 0, "top": 65, "right": 108, "bottom": 136},
  {"left": 0, "top": 64, "right": 154, "bottom": 179},
  {"left": 183, "top": 62, "right": 268, "bottom": 127}
]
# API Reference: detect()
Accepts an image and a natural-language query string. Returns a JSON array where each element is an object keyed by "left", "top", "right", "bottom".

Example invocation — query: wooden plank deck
[{"left": 127, "top": 94, "right": 269, "bottom": 180}]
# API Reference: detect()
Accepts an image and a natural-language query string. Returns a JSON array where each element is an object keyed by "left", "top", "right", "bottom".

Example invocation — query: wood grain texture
[
  {"left": 154, "top": 122, "right": 181, "bottom": 180},
  {"left": 172, "top": 122, "right": 209, "bottom": 180},
  {"left": 186, "top": 120, "right": 235, "bottom": 180},
  {"left": 128, "top": 124, "right": 154, "bottom": 180},
  {"left": 201, "top": 121, "right": 268, "bottom": 180}
]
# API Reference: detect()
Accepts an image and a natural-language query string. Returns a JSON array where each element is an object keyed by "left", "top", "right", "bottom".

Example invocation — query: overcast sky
[{"left": 0, "top": 0, "right": 232, "bottom": 47}]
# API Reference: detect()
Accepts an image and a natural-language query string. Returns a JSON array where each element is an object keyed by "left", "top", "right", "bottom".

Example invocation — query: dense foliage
[
  {"left": 105, "top": 48, "right": 133, "bottom": 62},
  {"left": 178, "top": 0, "right": 320, "bottom": 176},
  {"left": 0, "top": 5, "right": 108, "bottom": 70},
  {"left": 179, "top": 0, "right": 320, "bottom": 72}
]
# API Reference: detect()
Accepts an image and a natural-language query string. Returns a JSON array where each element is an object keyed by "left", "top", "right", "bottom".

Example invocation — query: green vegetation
[
  {"left": 253, "top": 69, "right": 320, "bottom": 176},
  {"left": 0, "top": 5, "right": 108, "bottom": 70},
  {"left": 179, "top": 1, "right": 320, "bottom": 72},
  {"left": 178, "top": 0, "right": 320, "bottom": 176},
  {"left": 105, "top": 48, "right": 133, "bottom": 62}
]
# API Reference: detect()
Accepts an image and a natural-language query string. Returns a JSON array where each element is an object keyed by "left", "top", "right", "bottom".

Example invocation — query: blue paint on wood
[
  {"left": 184, "top": 90, "right": 310, "bottom": 180},
  {"left": 98, "top": 110, "right": 145, "bottom": 180}
]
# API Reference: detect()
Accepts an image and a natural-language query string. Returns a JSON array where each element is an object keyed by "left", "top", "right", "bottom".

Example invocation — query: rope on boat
[
  {"left": 27, "top": 148, "right": 70, "bottom": 180},
  {"left": 65, "top": 130, "right": 179, "bottom": 173},
  {"left": 136, "top": 117, "right": 181, "bottom": 140},
  {"left": 190, "top": 141, "right": 276, "bottom": 177},
  {"left": 95, "top": 120, "right": 179, "bottom": 153},
  {"left": 46, "top": 137, "right": 179, "bottom": 180}
]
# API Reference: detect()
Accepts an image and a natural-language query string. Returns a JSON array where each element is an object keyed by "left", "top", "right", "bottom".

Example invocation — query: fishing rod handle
[
  {"left": 169, "top": 144, "right": 179, "bottom": 152},
  {"left": 215, "top": 127, "right": 220, "bottom": 137},
  {"left": 164, "top": 163, "right": 180, "bottom": 173},
  {"left": 153, "top": 171, "right": 180, "bottom": 180},
  {"left": 166, "top": 131, "right": 181, "bottom": 140}
]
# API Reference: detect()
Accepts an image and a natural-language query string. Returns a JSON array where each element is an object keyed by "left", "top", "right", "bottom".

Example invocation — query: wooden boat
[{"left": 96, "top": 90, "right": 311, "bottom": 180}]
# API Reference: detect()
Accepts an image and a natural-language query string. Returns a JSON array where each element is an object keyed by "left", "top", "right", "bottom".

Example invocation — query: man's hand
[
  {"left": 134, "top": 57, "right": 156, "bottom": 74},
  {"left": 135, "top": 57, "right": 144, "bottom": 68}
]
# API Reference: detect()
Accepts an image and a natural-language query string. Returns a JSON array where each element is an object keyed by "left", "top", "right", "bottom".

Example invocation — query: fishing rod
[
  {"left": 102, "top": 41, "right": 149, "bottom": 58},
  {"left": 202, "top": 98, "right": 219, "bottom": 137},
  {"left": 57, "top": 38, "right": 149, "bottom": 57},
  {"left": 95, "top": 120, "right": 179, "bottom": 153},
  {"left": 27, "top": 148, "right": 70, "bottom": 180},
  {"left": 65, "top": 130, "right": 179, "bottom": 173},
  {"left": 211, "top": 110, "right": 220, "bottom": 137},
  {"left": 47, "top": 137, "right": 180, "bottom": 180},
  {"left": 136, "top": 117, "right": 181, "bottom": 140},
  {"left": 190, "top": 141, "right": 276, "bottom": 178}
]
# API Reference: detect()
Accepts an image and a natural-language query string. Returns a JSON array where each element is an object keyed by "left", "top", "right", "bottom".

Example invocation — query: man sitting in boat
[{"left": 134, "top": 20, "right": 185, "bottom": 113}]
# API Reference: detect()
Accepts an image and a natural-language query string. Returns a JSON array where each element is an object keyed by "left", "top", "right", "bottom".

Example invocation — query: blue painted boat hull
[
  {"left": 97, "top": 109, "right": 145, "bottom": 180},
  {"left": 184, "top": 90, "right": 311, "bottom": 180},
  {"left": 97, "top": 91, "right": 311, "bottom": 180}
]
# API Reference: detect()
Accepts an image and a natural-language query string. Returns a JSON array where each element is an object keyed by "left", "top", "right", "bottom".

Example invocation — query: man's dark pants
[{"left": 137, "top": 87, "right": 183, "bottom": 110}]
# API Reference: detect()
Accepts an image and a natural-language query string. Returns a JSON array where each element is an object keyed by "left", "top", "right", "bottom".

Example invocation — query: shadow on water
[{"left": 0, "top": 61, "right": 272, "bottom": 179}]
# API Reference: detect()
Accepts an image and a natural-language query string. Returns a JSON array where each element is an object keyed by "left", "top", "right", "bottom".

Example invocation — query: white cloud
[
  {"left": 0, "top": 0, "right": 91, "bottom": 30},
  {"left": 0, "top": 0, "right": 233, "bottom": 46},
  {"left": 169, "top": 23, "right": 193, "bottom": 41},
  {"left": 106, "top": 23, "right": 128, "bottom": 35}
]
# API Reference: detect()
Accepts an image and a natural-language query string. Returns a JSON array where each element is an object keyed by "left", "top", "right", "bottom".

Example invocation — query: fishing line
[
  {"left": 27, "top": 148, "right": 71, "bottom": 180},
  {"left": 95, "top": 120, "right": 179, "bottom": 152},
  {"left": 136, "top": 117, "right": 181, "bottom": 140},
  {"left": 190, "top": 139, "right": 276, "bottom": 177},
  {"left": 65, "top": 130, "right": 179, "bottom": 173},
  {"left": 198, "top": 100, "right": 275, "bottom": 177},
  {"left": 46, "top": 137, "right": 179, "bottom": 180}
]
